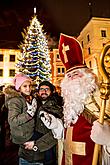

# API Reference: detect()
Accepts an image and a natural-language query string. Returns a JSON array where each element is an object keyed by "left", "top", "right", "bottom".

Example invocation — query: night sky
[{"left": 0, "top": 0, "right": 110, "bottom": 47}]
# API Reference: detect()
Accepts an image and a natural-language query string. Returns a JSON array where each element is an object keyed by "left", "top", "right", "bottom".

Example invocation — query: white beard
[{"left": 61, "top": 68, "right": 98, "bottom": 128}]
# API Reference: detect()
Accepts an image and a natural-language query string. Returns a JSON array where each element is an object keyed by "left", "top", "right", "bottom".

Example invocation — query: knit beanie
[
  {"left": 13, "top": 73, "right": 32, "bottom": 90},
  {"left": 38, "top": 81, "right": 55, "bottom": 93}
]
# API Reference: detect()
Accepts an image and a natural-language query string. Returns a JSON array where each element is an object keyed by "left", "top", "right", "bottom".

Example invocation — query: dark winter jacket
[
  {"left": 4, "top": 86, "right": 63, "bottom": 163},
  {"left": 4, "top": 86, "right": 35, "bottom": 144},
  {"left": 18, "top": 94, "right": 63, "bottom": 163},
  {"left": 4, "top": 86, "right": 45, "bottom": 162},
  {"left": 37, "top": 93, "right": 64, "bottom": 119},
  {"left": 23, "top": 93, "right": 63, "bottom": 164}
]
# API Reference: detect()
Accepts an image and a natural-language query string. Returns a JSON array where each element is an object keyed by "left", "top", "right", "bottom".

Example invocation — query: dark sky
[{"left": 0, "top": 0, "right": 110, "bottom": 47}]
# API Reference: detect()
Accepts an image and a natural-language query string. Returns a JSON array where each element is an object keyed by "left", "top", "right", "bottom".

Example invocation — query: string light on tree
[{"left": 16, "top": 7, "right": 51, "bottom": 85}]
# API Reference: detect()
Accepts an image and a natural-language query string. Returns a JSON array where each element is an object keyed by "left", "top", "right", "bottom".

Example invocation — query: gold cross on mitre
[
  {"left": 62, "top": 43, "right": 69, "bottom": 63},
  {"left": 64, "top": 127, "right": 86, "bottom": 165}
]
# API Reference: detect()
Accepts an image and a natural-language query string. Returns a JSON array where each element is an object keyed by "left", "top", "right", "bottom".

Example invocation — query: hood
[{"left": 3, "top": 85, "right": 21, "bottom": 100}]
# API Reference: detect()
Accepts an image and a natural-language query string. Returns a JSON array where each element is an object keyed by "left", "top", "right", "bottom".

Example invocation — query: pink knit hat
[{"left": 13, "top": 73, "right": 32, "bottom": 90}]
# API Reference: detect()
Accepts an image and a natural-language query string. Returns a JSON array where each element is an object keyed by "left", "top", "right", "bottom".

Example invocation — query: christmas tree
[{"left": 16, "top": 11, "right": 51, "bottom": 85}]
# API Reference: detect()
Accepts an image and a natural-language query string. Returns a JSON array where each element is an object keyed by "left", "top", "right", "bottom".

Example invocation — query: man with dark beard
[
  {"left": 24, "top": 81, "right": 63, "bottom": 165},
  {"left": 37, "top": 81, "right": 63, "bottom": 165},
  {"left": 40, "top": 34, "right": 110, "bottom": 165},
  {"left": 37, "top": 81, "right": 63, "bottom": 119}
]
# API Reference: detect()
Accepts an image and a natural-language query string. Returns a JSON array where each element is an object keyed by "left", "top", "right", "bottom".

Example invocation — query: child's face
[{"left": 20, "top": 80, "right": 32, "bottom": 96}]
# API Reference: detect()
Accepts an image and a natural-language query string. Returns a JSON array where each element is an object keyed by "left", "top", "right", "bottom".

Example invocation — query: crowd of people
[{"left": 0, "top": 33, "right": 110, "bottom": 165}]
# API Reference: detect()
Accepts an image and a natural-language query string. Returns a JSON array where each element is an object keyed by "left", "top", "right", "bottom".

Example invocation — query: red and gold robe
[{"left": 61, "top": 114, "right": 94, "bottom": 165}]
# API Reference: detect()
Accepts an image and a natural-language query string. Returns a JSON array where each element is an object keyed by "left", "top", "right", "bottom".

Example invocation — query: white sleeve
[
  {"left": 52, "top": 118, "right": 64, "bottom": 139},
  {"left": 102, "top": 146, "right": 110, "bottom": 165},
  {"left": 105, "top": 146, "right": 110, "bottom": 156}
]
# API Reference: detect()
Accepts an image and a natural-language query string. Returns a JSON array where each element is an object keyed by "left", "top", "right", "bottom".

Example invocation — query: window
[
  {"left": 101, "top": 30, "right": 106, "bottom": 37},
  {"left": 9, "top": 69, "right": 15, "bottom": 77},
  {"left": 0, "top": 69, "right": 3, "bottom": 76},
  {"left": 57, "top": 68, "right": 60, "bottom": 74},
  {"left": 88, "top": 47, "right": 91, "bottom": 55},
  {"left": 0, "top": 54, "right": 3, "bottom": 61},
  {"left": 89, "top": 61, "right": 92, "bottom": 68},
  {"left": 10, "top": 55, "right": 15, "bottom": 62},
  {"left": 87, "top": 34, "right": 90, "bottom": 42},
  {"left": 57, "top": 54, "right": 59, "bottom": 59},
  {"left": 62, "top": 68, "right": 65, "bottom": 74},
  {"left": 81, "top": 41, "right": 84, "bottom": 48}
]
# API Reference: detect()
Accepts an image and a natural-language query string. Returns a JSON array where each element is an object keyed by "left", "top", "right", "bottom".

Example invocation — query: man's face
[
  {"left": 39, "top": 85, "right": 51, "bottom": 100},
  {"left": 20, "top": 80, "right": 32, "bottom": 96}
]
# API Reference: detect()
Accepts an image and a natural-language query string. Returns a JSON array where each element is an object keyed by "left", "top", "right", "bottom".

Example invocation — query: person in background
[
  {"left": 24, "top": 81, "right": 63, "bottom": 165},
  {"left": 0, "top": 85, "right": 8, "bottom": 152}
]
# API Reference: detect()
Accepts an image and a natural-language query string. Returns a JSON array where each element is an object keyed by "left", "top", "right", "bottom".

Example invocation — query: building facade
[
  {"left": 0, "top": 49, "right": 21, "bottom": 85},
  {"left": 50, "top": 49, "right": 66, "bottom": 88},
  {"left": 77, "top": 17, "right": 110, "bottom": 78}
]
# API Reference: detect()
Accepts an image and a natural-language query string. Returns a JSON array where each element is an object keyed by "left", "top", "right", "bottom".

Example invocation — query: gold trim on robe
[{"left": 64, "top": 127, "right": 86, "bottom": 165}]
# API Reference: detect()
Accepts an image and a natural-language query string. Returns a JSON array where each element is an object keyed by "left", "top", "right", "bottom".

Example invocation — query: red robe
[{"left": 61, "top": 115, "right": 94, "bottom": 165}]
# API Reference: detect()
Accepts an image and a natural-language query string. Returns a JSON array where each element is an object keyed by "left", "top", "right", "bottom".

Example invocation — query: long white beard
[{"left": 61, "top": 68, "right": 98, "bottom": 128}]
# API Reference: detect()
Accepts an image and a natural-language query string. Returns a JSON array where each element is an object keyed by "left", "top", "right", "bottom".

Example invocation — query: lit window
[
  {"left": 57, "top": 54, "right": 59, "bottom": 59},
  {"left": 87, "top": 34, "right": 90, "bottom": 42},
  {"left": 58, "top": 68, "right": 60, "bottom": 74},
  {"left": 101, "top": 30, "right": 106, "bottom": 37},
  {"left": 0, "top": 54, "right": 3, "bottom": 61},
  {"left": 9, "top": 69, "right": 15, "bottom": 77},
  {"left": 81, "top": 41, "right": 84, "bottom": 48},
  {"left": 88, "top": 47, "right": 91, "bottom": 54},
  {"left": 89, "top": 61, "right": 92, "bottom": 68},
  {"left": 0, "top": 69, "right": 3, "bottom": 76},
  {"left": 10, "top": 55, "right": 15, "bottom": 62},
  {"left": 62, "top": 68, "right": 65, "bottom": 74}
]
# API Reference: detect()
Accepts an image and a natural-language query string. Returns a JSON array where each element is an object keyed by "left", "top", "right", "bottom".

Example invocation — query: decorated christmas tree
[{"left": 16, "top": 9, "right": 51, "bottom": 85}]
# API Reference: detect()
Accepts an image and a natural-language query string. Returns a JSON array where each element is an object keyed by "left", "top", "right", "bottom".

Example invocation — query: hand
[
  {"left": 90, "top": 120, "right": 110, "bottom": 146},
  {"left": 24, "top": 141, "right": 38, "bottom": 151},
  {"left": 24, "top": 141, "right": 34, "bottom": 150},
  {"left": 26, "top": 98, "right": 37, "bottom": 117},
  {"left": 39, "top": 111, "right": 58, "bottom": 129}
]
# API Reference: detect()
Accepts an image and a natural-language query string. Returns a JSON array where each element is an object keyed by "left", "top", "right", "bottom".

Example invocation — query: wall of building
[
  {"left": 50, "top": 49, "right": 66, "bottom": 87},
  {"left": 77, "top": 17, "right": 110, "bottom": 79},
  {"left": 0, "top": 49, "right": 21, "bottom": 85}
]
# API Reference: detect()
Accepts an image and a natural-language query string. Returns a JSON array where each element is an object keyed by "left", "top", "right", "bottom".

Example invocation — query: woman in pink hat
[{"left": 3, "top": 73, "right": 45, "bottom": 165}]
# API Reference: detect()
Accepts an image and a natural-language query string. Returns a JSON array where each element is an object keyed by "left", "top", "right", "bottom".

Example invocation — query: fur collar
[{"left": 3, "top": 85, "right": 21, "bottom": 99}]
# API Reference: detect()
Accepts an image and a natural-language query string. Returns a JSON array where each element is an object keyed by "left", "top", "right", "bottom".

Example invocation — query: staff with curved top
[{"left": 92, "top": 42, "right": 110, "bottom": 165}]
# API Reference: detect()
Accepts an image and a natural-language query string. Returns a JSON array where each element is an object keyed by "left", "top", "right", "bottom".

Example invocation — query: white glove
[
  {"left": 52, "top": 119, "right": 64, "bottom": 139},
  {"left": 40, "top": 111, "right": 64, "bottom": 139},
  {"left": 26, "top": 98, "right": 37, "bottom": 117},
  {"left": 91, "top": 120, "right": 110, "bottom": 147},
  {"left": 39, "top": 111, "right": 58, "bottom": 129}
]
